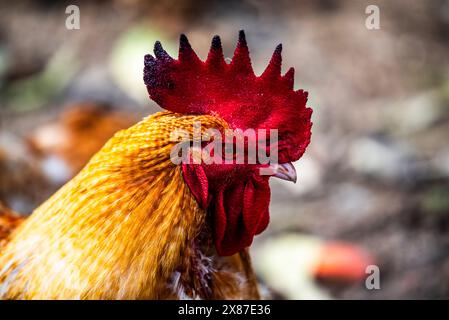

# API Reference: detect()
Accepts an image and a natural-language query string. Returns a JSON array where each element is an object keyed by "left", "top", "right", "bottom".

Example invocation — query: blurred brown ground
[{"left": 0, "top": 0, "right": 449, "bottom": 299}]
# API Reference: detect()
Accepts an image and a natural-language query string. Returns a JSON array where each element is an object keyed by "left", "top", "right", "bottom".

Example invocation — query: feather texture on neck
[{"left": 0, "top": 111, "right": 226, "bottom": 299}]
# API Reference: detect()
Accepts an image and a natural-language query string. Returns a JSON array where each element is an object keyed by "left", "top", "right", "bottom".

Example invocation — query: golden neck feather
[{"left": 0, "top": 111, "right": 227, "bottom": 299}]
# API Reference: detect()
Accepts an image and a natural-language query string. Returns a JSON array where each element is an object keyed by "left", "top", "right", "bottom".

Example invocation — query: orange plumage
[{"left": 0, "top": 112, "right": 259, "bottom": 299}]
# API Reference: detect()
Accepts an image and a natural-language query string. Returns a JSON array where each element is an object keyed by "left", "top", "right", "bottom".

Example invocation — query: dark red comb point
[
  {"left": 179, "top": 34, "right": 201, "bottom": 64},
  {"left": 144, "top": 54, "right": 155, "bottom": 67},
  {"left": 154, "top": 41, "right": 173, "bottom": 61},
  {"left": 261, "top": 44, "right": 282, "bottom": 79},
  {"left": 230, "top": 30, "right": 253, "bottom": 76},
  {"left": 206, "top": 35, "right": 226, "bottom": 69},
  {"left": 283, "top": 67, "right": 295, "bottom": 90},
  {"left": 238, "top": 30, "right": 246, "bottom": 44},
  {"left": 211, "top": 35, "right": 222, "bottom": 50}
]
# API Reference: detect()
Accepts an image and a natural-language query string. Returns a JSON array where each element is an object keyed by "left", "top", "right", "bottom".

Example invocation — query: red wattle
[
  {"left": 183, "top": 162, "right": 271, "bottom": 256},
  {"left": 181, "top": 163, "right": 209, "bottom": 209}
]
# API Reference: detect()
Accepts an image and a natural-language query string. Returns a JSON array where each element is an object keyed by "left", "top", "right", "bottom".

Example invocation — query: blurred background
[{"left": 1, "top": 0, "right": 449, "bottom": 299}]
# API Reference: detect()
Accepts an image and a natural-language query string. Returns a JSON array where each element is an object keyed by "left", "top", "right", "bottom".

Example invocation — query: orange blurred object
[
  {"left": 0, "top": 201, "right": 24, "bottom": 247},
  {"left": 314, "top": 242, "right": 375, "bottom": 282},
  {"left": 28, "top": 103, "right": 137, "bottom": 176}
]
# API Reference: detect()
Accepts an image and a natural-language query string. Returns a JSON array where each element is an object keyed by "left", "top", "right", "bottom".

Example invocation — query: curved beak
[{"left": 270, "top": 162, "right": 297, "bottom": 183}]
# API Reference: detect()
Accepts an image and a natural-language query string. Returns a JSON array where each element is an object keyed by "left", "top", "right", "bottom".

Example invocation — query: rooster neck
[{"left": 0, "top": 112, "right": 227, "bottom": 299}]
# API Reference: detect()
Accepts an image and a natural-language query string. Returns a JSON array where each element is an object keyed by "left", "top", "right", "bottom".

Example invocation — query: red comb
[{"left": 144, "top": 30, "right": 312, "bottom": 163}]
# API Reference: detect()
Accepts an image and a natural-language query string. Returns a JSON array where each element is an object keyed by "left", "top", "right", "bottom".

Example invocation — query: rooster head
[{"left": 144, "top": 31, "right": 312, "bottom": 256}]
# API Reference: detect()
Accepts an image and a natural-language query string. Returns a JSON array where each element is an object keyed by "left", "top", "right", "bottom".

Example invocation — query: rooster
[{"left": 0, "top": 31, "right": 312, "bottom": 299}]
